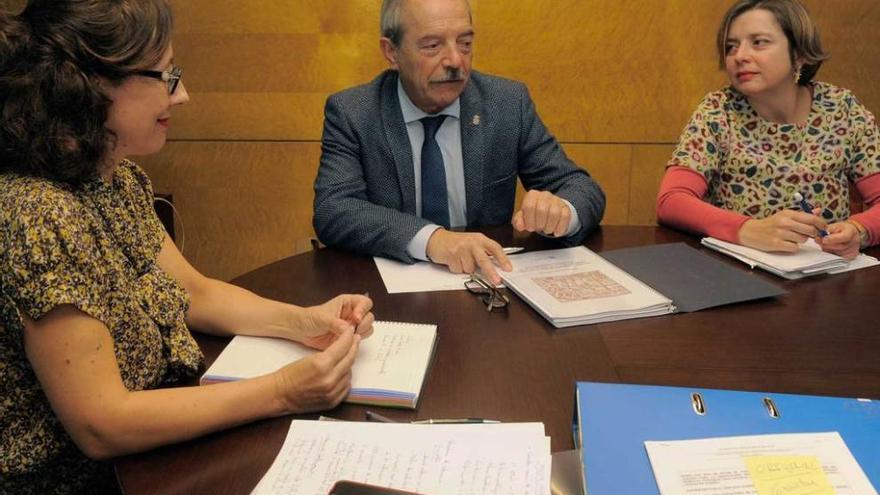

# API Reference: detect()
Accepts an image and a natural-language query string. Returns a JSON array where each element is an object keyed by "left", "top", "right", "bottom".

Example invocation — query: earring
[{"left": 793, "top": 67, "right": 802, "bottom": 84}]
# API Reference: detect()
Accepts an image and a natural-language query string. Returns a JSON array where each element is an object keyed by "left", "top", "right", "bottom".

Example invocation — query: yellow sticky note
[{"left": 745, "top": 455, "right": 836, "bottom": 495}]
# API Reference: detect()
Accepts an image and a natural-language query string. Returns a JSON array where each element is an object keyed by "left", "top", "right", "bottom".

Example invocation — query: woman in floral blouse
[
  {"left": 0, "top": 1, "right": 373, "bottom": 493},
  {"left": 656, "top": 0, "right": 879, "bottom": 259}
]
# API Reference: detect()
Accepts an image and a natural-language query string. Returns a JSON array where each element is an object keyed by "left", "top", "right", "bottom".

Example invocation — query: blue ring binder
[{"left": 573, "top": 382, "right": 879, "bottom": 494}]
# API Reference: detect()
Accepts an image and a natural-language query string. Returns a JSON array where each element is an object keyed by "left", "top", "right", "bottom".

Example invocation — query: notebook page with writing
[
  {"left": 251, "top": 420, "right": 551, "bottom": 495},
  {"left": 201, "top": 321, "right": 437, "bottom": 408}
]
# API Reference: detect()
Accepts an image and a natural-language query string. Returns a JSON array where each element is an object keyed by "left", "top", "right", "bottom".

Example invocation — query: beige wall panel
[
  {"left": 802, "top": 1, "right": 880, "bottom": 112},
  {"left": 629, "top": 145, "right": 677, "bottom": 225},
  {"left": 169, "top": 92, "right": 328, "bottom": 141},
  {"left": 139, "top": 142, "right": 321, "bottom": 280},
  {"left": 165, "top": 0, "right": 878, "bottom": 142},
  {"left": 176, "top": 34, "right": 386, "bottom": 93},
  {"left": 173, "top": 0, "right": 380, "bottom": 34},
  {"left": 514, "top": 144, "right": 632, "bottom": 225},
  {"left": 473, "top": 0, "right": 724, "bottom": 143},
  {"left": 563, "top": 144, "right": 632, "bottom": 225},
  {"left": 7, "top": 0, "right": 872, "bottom": 142}
]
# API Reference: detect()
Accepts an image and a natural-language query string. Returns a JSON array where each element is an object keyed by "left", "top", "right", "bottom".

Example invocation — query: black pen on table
[
  {"left": 365, "top": 410, "right": 500, "bottom": 424},
  {"left": 365, "top": 410, "right": 397, "bottom": 423},
  {"left": 411, "top": 418, "right": 500, "bottom": 424}
]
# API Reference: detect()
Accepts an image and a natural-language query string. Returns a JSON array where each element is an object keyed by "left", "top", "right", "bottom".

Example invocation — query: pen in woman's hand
[{"left": 793, "top": 193, "right": 828, "bottom": 237}]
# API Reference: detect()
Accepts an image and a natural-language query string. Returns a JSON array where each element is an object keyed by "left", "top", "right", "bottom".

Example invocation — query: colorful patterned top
[
  {"left": 667, "top": 81, "right": 880, "bottom": 222},
  {"left": 0, "top": 161, "right": 203, "bottom": 494}
]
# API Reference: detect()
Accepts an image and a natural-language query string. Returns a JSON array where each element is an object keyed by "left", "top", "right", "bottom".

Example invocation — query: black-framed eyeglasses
[
  {"left": 464, "top": 273, "right": 510, "bottom": 312},
  {"left": 132, "top": 65, "right": 183, "bottom": 94}
]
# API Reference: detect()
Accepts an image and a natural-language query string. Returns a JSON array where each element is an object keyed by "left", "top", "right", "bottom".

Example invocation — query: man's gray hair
[
  {"left": 380, "top": 0, "right": 472, "bottom": 46},
  {"left": 380, "top": 0, "right": 406, "bottom": 46}
]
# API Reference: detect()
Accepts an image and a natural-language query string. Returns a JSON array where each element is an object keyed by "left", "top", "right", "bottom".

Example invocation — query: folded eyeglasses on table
[{"left": 464, "top": 273, "right": 510, "bottom": 312}]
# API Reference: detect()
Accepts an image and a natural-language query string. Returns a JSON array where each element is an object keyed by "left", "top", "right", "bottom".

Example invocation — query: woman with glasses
[
  {"left": 0, "top": 1, "right": 373, "bottom": 493},
  {"left": 656, "top": 0, "right": 879, "bottom": 259}
]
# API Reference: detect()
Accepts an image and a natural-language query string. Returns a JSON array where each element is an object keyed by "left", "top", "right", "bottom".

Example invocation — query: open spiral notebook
[{"left": 201, "top": 321, "right": 438, "bottom": 409}]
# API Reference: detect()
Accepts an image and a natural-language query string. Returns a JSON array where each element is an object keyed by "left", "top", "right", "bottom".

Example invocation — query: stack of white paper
[
  {"left": 701, "top": 237, "right": 879, "bottom": 279},
  {"left": 499, "top": 246, "right": 675, "bottom": 327},
  {"left": 251, "top": 420, "right": 552, "bottom": 495},
  {"left": 645, "top": 432, "right": 877, "bottom": 494}
]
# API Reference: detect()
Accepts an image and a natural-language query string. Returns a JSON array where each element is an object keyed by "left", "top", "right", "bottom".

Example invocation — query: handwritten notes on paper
[
  {"left": 645, "top": 432, "right": 876, "bottom": 495},
  {"left": 745, "top": 456, "right": 835, "bottom": 495},
  {"left": 201, "top": 321, "right": 437, "bottom": 408},
  {"left": 251, "top": 421, "right": 551, "bottom": 495}
]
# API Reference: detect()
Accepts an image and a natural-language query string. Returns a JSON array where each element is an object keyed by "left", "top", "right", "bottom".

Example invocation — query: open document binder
[
  {"left": 499, "top": 246, "right": 674, "bottom": 327},
  {"left": 573, "top": 382, "right": 879, "bottom": 494},
  {"left": 499, "top": 244, "right": 784, "bottom": 328}
]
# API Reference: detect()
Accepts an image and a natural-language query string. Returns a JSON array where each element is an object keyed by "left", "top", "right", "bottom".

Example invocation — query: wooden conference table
[{"left": 116, "top": 226, "right": 880, "bottom": 495}]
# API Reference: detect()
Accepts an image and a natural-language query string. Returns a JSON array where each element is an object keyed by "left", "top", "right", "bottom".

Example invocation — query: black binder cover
[{"left": 600, "top": 242, "right": 786, "bottom": 313}]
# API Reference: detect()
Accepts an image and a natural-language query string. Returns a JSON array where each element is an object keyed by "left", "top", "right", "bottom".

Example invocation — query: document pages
[
  {"left": 499, "top": 246, "right": 675, "bottom": 327},
  {"left": 374, "top": 256, "right": 472, "bottom": 293},
  {"left": 701, "top": 237, "right": 879, "bottom": 279},
  {"left": 251, "top": 420, "right": 551, "bottom": 495},
  {"left": 645, "top": 432, "right": 877, "bottom": 495},
  {"left": 201, "top": 321, "right": 437, "bottom": 409}
]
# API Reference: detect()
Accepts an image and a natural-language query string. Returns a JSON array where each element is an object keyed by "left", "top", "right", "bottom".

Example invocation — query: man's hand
[
  {"left": 425, "top": 229, "right": 512, "bottom": 285},
  {"left": 817, "top": 221, "right": 860, "bottom": 260},
  {"left": 737, "top": 209, "right": 827, "bottom": 253},
  {"left": 512, "top": 190, "right": 572, "bottom": 237}
]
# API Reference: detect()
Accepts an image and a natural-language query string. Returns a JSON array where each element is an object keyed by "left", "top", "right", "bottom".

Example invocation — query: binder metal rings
[
  {"left": 763, "top": 397, "right": 781, "bottom": 419},
  {"left": 691, "top": 392, "right": 706, "bottom": 416}
]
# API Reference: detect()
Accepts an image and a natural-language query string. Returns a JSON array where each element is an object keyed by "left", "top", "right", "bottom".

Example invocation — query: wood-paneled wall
[{"left": 2, "top": 0, "right": 878, "bottom": 280}]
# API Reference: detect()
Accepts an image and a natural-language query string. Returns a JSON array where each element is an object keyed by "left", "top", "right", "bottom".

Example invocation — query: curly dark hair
[{"left": 0, "top": 0, "right": 173, "bottom": 185}]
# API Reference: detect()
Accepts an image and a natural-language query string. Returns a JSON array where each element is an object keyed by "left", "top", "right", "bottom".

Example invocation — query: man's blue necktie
[{"left": 420, "top": 115, "right": 450, "bottom": 228}]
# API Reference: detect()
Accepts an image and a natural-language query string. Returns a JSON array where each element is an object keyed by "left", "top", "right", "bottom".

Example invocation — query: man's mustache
[{"left": 430, "top": 68, "right": 465, "bottom": 83}]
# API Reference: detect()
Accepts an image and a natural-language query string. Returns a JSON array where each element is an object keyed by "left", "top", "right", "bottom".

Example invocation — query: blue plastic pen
[{"left": 793, "top": 192, "right": 828, "bottom": 237}]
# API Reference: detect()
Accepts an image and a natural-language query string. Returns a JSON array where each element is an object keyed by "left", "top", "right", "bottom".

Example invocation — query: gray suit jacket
[{"left": 313, "top": 70, "right": 606, "bottom": 263}]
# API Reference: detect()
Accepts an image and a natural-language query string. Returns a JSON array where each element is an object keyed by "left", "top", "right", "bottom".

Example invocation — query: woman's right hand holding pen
[
  {"left": 737, "top": 209, "right": 828, "bottom": 253},
  {"left": 817, "top": 221, "right": 861, "bottom": 260}
]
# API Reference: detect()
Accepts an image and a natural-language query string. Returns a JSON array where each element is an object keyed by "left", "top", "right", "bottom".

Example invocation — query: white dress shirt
[{"left": 398, "top": 80, "right": 579, "bottom": 260}]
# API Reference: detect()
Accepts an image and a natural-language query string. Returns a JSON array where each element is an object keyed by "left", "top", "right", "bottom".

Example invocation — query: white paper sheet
[
  {"left": 252, "top": 421, "right": 551, "bottom": 495},
  {"left": 374, "top": 257, "right": 471, "bottom": 293},
  {"left": 828, "top": 252, "right": 880, "bottom": 274},
  {"left": 701, "top": 237, "right": 878, "bottom": 279},
  {"left": 645, "top": 432, "right": 877, "bottom": 495}
]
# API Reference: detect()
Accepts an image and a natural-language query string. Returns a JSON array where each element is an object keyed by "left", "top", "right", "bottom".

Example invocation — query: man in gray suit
[{"left": 314, "top": 0, "right": 605, "bottom": 284}]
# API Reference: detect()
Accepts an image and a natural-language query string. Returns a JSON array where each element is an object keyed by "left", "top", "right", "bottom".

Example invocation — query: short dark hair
[
  {"left": 0, "top": 0, "right": 173, "bottom": 185},
  {"left": 716, "top": 0, "right": 829, "bottom": 85}
]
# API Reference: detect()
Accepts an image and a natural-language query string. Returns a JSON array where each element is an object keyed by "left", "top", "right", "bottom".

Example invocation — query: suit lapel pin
[{"left": 472, "top": 114, "right": 481, "bottom": 126}]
